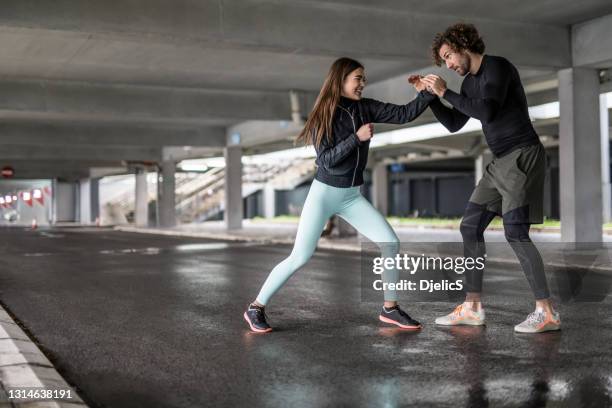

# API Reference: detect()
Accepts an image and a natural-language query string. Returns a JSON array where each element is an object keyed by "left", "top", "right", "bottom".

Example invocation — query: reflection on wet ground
[{"left": 0, "top": 228, "right": 610, "bottom": 407}]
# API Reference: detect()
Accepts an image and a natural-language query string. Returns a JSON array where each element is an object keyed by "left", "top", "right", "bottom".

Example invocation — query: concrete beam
[
  {"left": 0, "top": 145, "right": 161, "bottom": 161},
  {"left": 365, "top": 66, "right": 462, "bottom": 106},
  {"left": 0, "top": 122, "right": 226, "bottom": 148},
  {"left": 0, "top": 1, "right": 570, "bottom": 70},
  {"left": 369, "top": 145, "right": 454, "bottom": 165},
  {"left": 161, "top": 147, "right": 222, "bottom": 162},
  {"left": 0, "top": 79, "right": 308, "bottom": 124},
  {"left": 367, "top": 67, "right": 558, "bottom": 99},
  {"left": 0, "top": 160, "right": 125, "bottom": 180},
  {"left": 572, "top": 13, "right": 612, "bottom": 68},
  {"left": 364, "top": 68, "right": 559, "bottom": 132},
  {"left": 90, "top": 167, "right": 130, "bottom": 178},
  {"left": 4, "top": 168, "right": 90, "bottom": 180},
  {"left": 228, "top": 121, "right": 303, "bottom": 148},
  {"left": 2, "top": 160, "right": 123, "bottom": 170}
]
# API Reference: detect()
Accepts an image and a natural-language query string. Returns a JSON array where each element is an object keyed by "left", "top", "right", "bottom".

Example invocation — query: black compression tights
[{"left": 459, "top": 202, "right": 550, "bottom": 299}]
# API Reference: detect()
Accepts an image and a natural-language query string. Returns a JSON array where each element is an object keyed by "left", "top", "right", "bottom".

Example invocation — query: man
[{"left": 417, "top": 23, "right": 560, "bottom": 333}]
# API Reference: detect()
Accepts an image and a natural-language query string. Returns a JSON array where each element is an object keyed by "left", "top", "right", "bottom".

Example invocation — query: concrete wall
[
  {"left": 389, "top": 173, "right": 474, "bottom": 218},
  {"left": 0, "top": 180, "right": 53, "bottom": 225}
]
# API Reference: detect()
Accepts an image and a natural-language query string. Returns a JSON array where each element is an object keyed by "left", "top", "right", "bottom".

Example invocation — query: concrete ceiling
[
  {"left": 0, "top": 0, "right": 611, "bottom": 179},
  {"left": 0, "top": 0, "right": 579, "bottom": 86},
  {"left": 300, "top": 0, "right": 612, "bottom": 26}
]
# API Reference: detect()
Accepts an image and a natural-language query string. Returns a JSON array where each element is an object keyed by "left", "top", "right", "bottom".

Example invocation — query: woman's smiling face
[{"left": 342, "top": 67, "right": 367, "bottom": 100}]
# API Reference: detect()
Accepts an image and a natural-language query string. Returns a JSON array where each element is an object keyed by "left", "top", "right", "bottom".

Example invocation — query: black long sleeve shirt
[
  {"left": 429, "top": 55, "right": 539, "bottom": 157},
  {"left": 314, "top": 91, "right": 435, "bottom": 187}
]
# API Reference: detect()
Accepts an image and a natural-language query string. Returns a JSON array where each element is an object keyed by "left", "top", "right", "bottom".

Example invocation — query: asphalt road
[{"left": 0, "top": 227, "right": 611, "bottom": 407}]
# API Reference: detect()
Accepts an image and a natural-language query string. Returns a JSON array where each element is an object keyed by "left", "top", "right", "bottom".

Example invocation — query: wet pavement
[{"left": 0, "top": 227, "right": 611, "bottom": 407}]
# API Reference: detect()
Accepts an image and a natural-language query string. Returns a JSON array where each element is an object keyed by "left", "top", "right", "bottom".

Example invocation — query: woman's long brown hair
[{"left": 296, "top": 57, "right": 364, "bottom": 148}]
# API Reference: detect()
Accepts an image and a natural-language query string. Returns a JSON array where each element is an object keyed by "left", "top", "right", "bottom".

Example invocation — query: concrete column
[
  {"left": 474, "top": 151, "right": 492, "bottom": 185},
  {"left": 79, "top": 178, "right": 99, "bottom": 224},
  {"left": 372, "top": 162, "right": 388, "bottom": 216},
  {"left": 601, "top": 93, "right": 611, "bottom": 223},
  {"left": 263, "top": 184, "right": 276, "bottom": 219},
  {"left": 52, "top": 180, "right": 77, "bottom": 223},
  {"left": 474, "top": 156, "right": 484, "bottom": 185},
  {"left": 135, "top": 167, "right": 149, "bottom": 227},
  {"left": 559, "top": 68, "right": 602, "bottom": 242},
  {"left": 158, "top": 161, "right": 176, "bottom": 228},
  {"left": 224, "top": 146, "right": 243, "bottom": 230}
]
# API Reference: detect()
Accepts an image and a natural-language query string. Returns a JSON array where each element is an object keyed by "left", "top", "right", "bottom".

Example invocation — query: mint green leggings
[{"left": 256, "top": 179, "right": 400, "bottom": 305}]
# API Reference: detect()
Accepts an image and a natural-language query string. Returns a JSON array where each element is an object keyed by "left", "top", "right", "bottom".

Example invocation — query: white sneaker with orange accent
[
  {"left": 435, "top": 303, "right": 485, "bottom": 326},
  {"left": 514, "top": 310, "right": 561, "bottom": 333}
]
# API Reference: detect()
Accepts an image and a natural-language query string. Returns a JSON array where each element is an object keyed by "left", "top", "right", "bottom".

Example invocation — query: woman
[{"left": 244, "top": 57, "right": 434, "bottom": 332}]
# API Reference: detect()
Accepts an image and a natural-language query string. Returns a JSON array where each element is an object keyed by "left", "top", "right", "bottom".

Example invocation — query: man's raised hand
[{"left": 421, "top": 75, "right": 447, "bottom": 98}]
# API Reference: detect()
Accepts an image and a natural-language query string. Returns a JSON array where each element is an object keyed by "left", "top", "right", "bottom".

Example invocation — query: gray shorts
[{"left": 469, "top": 143, "right": 546, "bottom": 224}]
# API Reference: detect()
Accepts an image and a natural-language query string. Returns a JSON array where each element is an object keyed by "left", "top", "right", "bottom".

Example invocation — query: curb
[
  {"left": 114, "top": 226, "right": 612, "bottom": 273},
  {"left": 0, "top": 305, "right": 88, "bottom": 407},
  {"left": 251, "top": 219, "right": 612, "bottom": 235},
  {"left": 114, "top": 226, "right": 361, "bottom": 252}
]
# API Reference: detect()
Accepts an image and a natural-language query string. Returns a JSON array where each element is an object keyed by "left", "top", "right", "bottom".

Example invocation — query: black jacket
[{"left": 314, "top": 91, "right": 435, "bottom": 187}]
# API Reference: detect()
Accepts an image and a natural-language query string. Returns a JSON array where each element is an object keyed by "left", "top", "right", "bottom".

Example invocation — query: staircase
[
  {"left": 102, "top": 159, "right": 316, "bottom": 224},
  {"left": 176, "top": 159, "right": 316, "bottom": 222}
]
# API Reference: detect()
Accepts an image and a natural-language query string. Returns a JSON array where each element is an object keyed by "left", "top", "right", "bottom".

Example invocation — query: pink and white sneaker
[{"left": 435, "top": 303, "right": 485, "bottom": 326}]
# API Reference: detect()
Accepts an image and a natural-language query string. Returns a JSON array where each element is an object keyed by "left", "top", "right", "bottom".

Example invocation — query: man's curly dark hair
[{"left": 431, "top": 23, "right": 485, "bottom": 66}]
